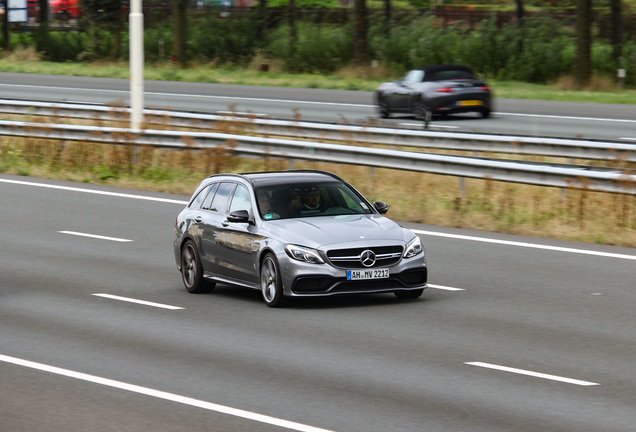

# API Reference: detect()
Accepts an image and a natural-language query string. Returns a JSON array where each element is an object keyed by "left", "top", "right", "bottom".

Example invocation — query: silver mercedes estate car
[{"left": 174, "top": 170, "right": 427, "bottom": 307}]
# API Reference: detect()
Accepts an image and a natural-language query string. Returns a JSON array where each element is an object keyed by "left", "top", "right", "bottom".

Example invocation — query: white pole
[{"left": 129, "top": 0, "right": 144, "bottom": 130}]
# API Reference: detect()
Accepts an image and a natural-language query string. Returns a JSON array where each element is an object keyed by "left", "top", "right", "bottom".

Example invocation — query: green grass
[
  {"left": 490, "top": 80, "right": 636, "bottom": 104},
  {"left": 1, "top": 58, "right": 635, "bottom": 105}
]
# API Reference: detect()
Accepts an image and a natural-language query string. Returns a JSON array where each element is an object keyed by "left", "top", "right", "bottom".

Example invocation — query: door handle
[{"left": 195, "top": 216, "right": 202, "bottom": 223}]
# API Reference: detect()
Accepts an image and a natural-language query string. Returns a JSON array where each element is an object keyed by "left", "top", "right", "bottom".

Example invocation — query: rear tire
[
  {"left": 394, "top": 289, "right": 424, "bottom": 299},
  {"left": 480, "top": 108, "right": 491, "bottom": 118},
  {"left": 181, "top": 240, "right": 215, "bottom": 294},
  {"left": 414, "top": 99, "right": 431, "bottom": 121}
]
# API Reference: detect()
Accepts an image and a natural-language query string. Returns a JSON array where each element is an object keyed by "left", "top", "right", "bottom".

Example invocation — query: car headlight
[
  {"left": 285, "top": 244, "right": 325, "bottom": 264},
  {"left": 403, "top": 236, "right": 423, "bottom": 258}
]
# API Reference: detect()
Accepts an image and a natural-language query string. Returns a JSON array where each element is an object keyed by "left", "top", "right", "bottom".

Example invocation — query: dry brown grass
[
  {"left": 2, "top": 125, "right": 635, "bottom": 247},
  {"left": 1, "top": 46, "right": 42, "bottom": 62},
  {"left": 335, "top": 62, "right": 394, "bottom": 81},
  {"left": 551, "top": 74, "right": 620, "bottom": 92}
]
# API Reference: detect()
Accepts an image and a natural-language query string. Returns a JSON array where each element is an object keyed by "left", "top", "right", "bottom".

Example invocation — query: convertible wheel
[
  {"left": 394, "top": 289, "right": 424, "bottom": 299},
  {"left": 414, "top": 99, "right": 431, "bottom": 121},
  {"left": 480, "top": 108, "right": 491, "bottom": 118},
  {"left": 260, "top": 253, "right": 286, "bottom": 307},
  {"left": 181, "top": 240, "right": 215, "bottom": 294},
  {"left": 377, "top": 100, "right": 391, "bottom": 119}
]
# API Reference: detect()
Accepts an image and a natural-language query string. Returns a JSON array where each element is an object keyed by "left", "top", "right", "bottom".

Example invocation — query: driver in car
[
  {"left": 292, "top": 186, "right": 324, "bottom": 216},
  {"left": 300, "top": 187, "right": 322, "bottom": 211}
]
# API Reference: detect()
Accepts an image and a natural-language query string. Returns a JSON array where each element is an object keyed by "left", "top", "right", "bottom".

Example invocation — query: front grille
[
  {"left": 292, "top": 277, "right": 424, "bottom": 295},
  {"left": 327, "top": 246, "right": 403, "bottom": 269}
]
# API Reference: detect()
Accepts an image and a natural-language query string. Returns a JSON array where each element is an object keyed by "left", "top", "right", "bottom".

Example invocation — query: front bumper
[{"left": 278, "top": 252, "right": 427, "bottom": 297}]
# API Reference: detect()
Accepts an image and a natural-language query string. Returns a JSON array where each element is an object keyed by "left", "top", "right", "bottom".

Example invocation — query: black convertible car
[{"left": 375, "top": 64, "right": 492, "bottom": 119}]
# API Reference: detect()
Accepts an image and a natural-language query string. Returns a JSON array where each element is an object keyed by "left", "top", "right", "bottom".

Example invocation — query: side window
[
  {"left": 229, "top": 184, "right": 252, "bottom": 214},
  {"left": 189, "top": 184, "right": 212, "bottom": 209},
  {"left": 210, "top": 182, "right": 234, "bottom": 214},
  {"left": 201, "top": 182, "right": 219, "bottom": 210}
]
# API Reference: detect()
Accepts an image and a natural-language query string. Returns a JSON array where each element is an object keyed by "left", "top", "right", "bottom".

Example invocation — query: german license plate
[
  {"left": 347, "top": 268, "right": 389, "bottom": 280},
  {"left": 457, "top": 100, "right": 483, "bottom": 106}
]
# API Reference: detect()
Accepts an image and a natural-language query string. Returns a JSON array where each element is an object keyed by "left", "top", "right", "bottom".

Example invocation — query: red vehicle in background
[{"left": 50, "top": 0, "right": 82, "bottom": 20}]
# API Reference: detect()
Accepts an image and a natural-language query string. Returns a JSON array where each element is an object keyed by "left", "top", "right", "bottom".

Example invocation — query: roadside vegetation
[
  {"left": 0, "top": 1, "right": 634, "bottom": 247},
  {"left": 3, "top": 5, "right": 636, "bottom": 90}
]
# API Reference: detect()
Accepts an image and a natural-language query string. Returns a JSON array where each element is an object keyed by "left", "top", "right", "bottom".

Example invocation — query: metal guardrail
[
  {"left": 2, "top": 99, "right": 636, "bottom": 163},
  {"left": 1, "top": 119, "right": 635, "bottom": 195}
]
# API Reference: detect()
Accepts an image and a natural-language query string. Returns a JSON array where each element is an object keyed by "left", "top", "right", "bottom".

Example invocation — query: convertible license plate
[
  {"left": 457, "top": 100, "right": 483, "bottom": 106},
  {"left": 347, "top": 268, "right": 389, "bottom": 280}
]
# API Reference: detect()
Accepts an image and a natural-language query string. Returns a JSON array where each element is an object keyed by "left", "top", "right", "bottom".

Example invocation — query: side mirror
[
  {"left": 227, "top": 209, "right": 250, "bottom": 223},
  {"left": 373, "top": 201, "right": 389, "bottom": 214}
]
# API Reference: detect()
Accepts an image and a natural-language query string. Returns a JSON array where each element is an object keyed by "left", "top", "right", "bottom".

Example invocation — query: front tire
[
  {"left": 394, "top": 289, "right": 424, "bottom": 299},
  {"left": 376, "top": 94, "right": 391, "bottom": 118},
  {"left": 414, "top": 98, "right": 431, "bottom": 121},
  {"left": 260, "top": 253, "right": 286, "bottom": 307},
  {"left": 181, "top": 240, "right": 215, "bottom": 294}
]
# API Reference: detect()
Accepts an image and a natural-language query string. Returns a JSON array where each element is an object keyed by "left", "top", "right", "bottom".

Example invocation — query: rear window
[{"left": 430, "top": 69, "right": 475, "bottom": 81}]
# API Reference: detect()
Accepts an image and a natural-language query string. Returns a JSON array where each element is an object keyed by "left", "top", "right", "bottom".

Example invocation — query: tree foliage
[
  {"left": 79, "top": 0, "right": 123, "bottom": 26},
  {"left": 265, "top": 0, "right": 339, "bottom": 7}
]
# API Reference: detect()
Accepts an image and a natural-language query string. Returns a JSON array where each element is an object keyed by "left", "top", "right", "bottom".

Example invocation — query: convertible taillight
[
  {"left": 435, "top": 87, "right": 455, "bottom": 93},
  {"left": 479, "top": 85, "right": 491, "bottom": 92}
]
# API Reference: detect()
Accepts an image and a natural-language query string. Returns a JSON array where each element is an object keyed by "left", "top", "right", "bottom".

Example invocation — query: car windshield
[
  {"left": 402, "top": 70, "right": 424, "bottom": 84},
  {"left": 255, "top": 182, "right": 373, "bottom": 220}
]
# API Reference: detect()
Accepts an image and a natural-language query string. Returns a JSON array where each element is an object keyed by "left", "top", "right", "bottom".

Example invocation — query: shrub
[
  {"left": 188, "top": 14, "right": 260, "bottom": 64},
  {"left": 266, "top": 22, "right": 353, "bottom": 73},
  {"left": 370, "top": 15, "right": 594, "bottom": 84}
]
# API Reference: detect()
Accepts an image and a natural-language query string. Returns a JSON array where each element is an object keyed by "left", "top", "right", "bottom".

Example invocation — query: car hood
[{"left": 262, "top": 214, "right": 410, "bottom": 248}]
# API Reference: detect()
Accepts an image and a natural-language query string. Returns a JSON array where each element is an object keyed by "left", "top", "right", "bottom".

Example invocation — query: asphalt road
[
  {"left": 2, "top": 174, "right": 636, "bottom": 432},
  {"left": 1, "top": 72, "right": 636, "bottom": 140}
]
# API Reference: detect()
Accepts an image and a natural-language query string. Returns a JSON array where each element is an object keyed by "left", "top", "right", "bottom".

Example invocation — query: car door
[
  {"left": 213, "top": 183, "right": 262, "bottom": 285},
  {"left": 182, "top": 182, "right": 218, "bottom": 269},
  {"left": 198, "top": 181, "right": 235, "bottom": 276},
  {"left": 395, "top": 69, "right": 424, "bottom": 110}
]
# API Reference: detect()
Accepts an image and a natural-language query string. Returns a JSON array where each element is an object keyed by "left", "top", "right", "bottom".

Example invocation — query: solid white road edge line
[
  {"left": 1, "top": 84, "right": 636, "bottom": 123},
  {"left": 58, "top": 231, "right": 133, "bottom": 242},
  {"left": 400, "top": 123, "right": 459, "bottom": 129},
  {"left": 413, "top": 229, "right": 636, "bottom": 261},
  {"left": 0, "top": 178, "right": 188, "bottom": 205},
  {"left": 92, "top": 293, "right": 184, "bottom": 310},
  {"left": 428, "top": 284, "right": 465, "bottom": 291},
  {"left": 496, "top": 112, "right": 636, "bottom": 124},
  {"left": 0, "top": 84, "right": 364, "bottom": 108},
  {"left": 465, "top": 362, "right": 600, "bottom": 386},
  {"left": 0, "top": 354, "right": 338, "bottom": 432}
]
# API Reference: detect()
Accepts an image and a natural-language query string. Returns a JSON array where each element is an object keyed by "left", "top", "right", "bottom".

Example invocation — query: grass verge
[
  {"left": 1, "top": 57, "right": 636, "bottom": 104},
  {"left": 1, "top": 130, "right": 634, "bottom": 247}
]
